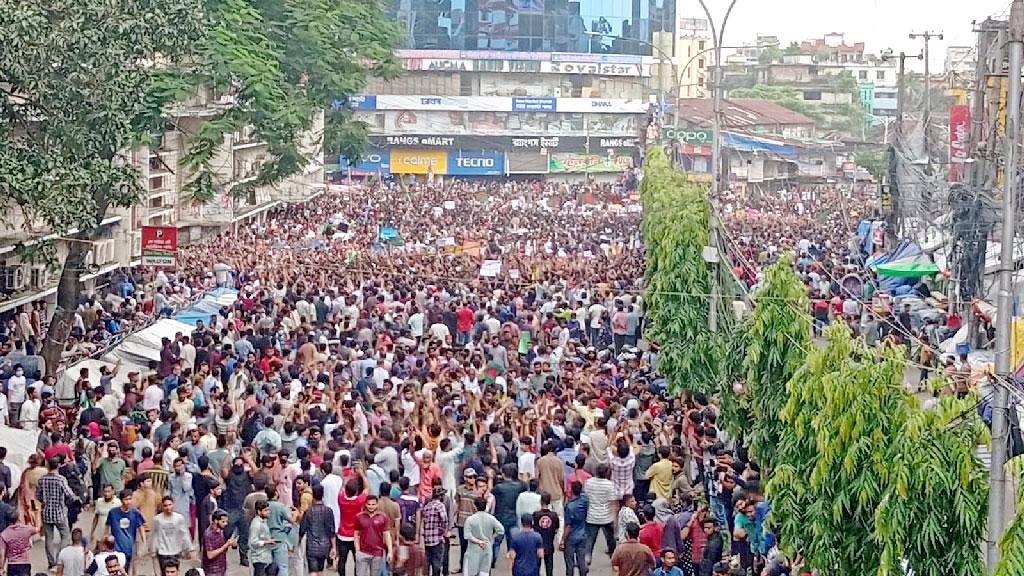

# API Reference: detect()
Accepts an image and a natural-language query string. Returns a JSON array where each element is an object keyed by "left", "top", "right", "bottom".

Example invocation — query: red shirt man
[
  {"left": 354, "top": 496, "right": 391, "bottom": 558},
  {"left": 456, "top": 306, "right": 474, "bottom": 334},
  {"left": 338, "top": 480, "right": 369, "bottom": 540}
]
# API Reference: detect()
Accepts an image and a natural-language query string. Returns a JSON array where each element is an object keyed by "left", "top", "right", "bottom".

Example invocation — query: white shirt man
[
  {"left": 142, "top": 382, "right": 164, "bottom": 412},
  {"left": 19, "top": 388, "right": 40, "bottom": 431}
]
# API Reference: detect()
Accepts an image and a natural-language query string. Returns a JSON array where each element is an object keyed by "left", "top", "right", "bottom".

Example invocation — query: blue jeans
[
  {"left": 565, "top": 538, "right": 588, "bottom": 576},
  {"left": 710, "top": 495, "right": 728, "bottom": 530},
  {"left": 272, "top": 543, "right": 289, "bottom": 576}
]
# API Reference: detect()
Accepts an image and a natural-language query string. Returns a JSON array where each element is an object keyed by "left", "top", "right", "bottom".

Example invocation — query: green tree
[
  {"left": 738, "top": 256, "right": 810, "bottom": 469},
  {"left": 641, "top": 147, "right": 722, "bottom": 394},
  {"left": 758, "top": 46, "right": 784, "bottom": 65},
  {"left": 768, "top": 328, "right": 989, "bottom": 576},
  {"left": 857, "top": 148, "right": 889, "bottom": 181},
  {"left": 0, "top": 0, "right": 398, "bottom": 373},
  {"left": 729, "top": 84, "right": 823, "bottom": 123},
  {"left": 784, "top": 41, "right": 802, "bottom": 56},
  {"left": 996, "top": 501, "right": 1024, "bottom": 576}
]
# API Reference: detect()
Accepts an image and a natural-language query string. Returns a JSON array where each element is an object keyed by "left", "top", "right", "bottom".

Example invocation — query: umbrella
[{"left": 874, "top": 261, "right": 941, "bottom": 277}]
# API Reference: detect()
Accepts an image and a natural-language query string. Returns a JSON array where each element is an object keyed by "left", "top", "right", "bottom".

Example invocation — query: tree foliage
[
  {"left": 768, "top": 327, "right": 988, "bottom": 576},
  {"left": 995, "top": 498, "right": 1024, "bottom": 576},
  {"left": 857, "top": 148, "right": 889, "bottom": 181},
  {"left": 738, "top": 256, "right": 810, "bottom": 468},
  {"left": 0, "top": 0, "right": 398, "bottom": 374},
  {"left": 641, "top": 147, "right": 722, "bottom": 395}
]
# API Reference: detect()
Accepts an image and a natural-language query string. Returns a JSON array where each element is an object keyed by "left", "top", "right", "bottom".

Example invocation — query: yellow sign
[{"left": 390, "top": 149, "right": 447, "bottom": 175}]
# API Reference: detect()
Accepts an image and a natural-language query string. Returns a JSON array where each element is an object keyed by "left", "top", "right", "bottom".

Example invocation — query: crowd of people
[{"left": 0, "top": 176, "right": 902, "bottom": 576}]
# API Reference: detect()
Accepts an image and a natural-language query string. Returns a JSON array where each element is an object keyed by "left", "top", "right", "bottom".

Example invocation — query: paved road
[{"left": 27, "top": 509, "right": 614, "bottom": 576}]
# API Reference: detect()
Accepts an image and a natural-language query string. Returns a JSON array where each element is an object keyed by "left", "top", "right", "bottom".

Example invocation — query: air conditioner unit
[
  {"left": 131, "top": 232, "right": 142, "bottom": 257},
  {"left": 83, "top": 247, "right": 96, "bottom": 268},
  {"left": 98, "top": 239, "right": 115, "bottom": 264},
  {"left": 30, "top": 265, "right": 52, "bottom": 289},
  {"left": 0, "top": 266, "right": 26, "bottom": 293}
]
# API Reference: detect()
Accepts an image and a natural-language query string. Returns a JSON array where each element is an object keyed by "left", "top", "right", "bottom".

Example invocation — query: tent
[
  {"left": 173, "top": 287, "right": 239, "bottom": 326},
  {"left": 104, "top": 318, "right": 196, "bottom": 367}
]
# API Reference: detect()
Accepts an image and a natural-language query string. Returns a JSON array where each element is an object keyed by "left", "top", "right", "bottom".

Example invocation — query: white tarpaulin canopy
[
  {"left": 0, "top": 426, "right": 42, "bottom": 492},
  {"left": 102, "top": 318, "right": 194, "bottom": 367}
]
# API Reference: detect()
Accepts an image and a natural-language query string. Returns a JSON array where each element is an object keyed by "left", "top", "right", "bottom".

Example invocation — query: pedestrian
[
  {"left": 353, "top": 495, "right": 391, "bottom": 576},
  {"left": 559, "top": 481, "right": 588, "bottom": 576},
  {"left": 652, "top": 549, "right": 684, "bottom": 576},
  {"left": 106, "top": 487, "right": 148, "bottom": 573},
  {"left": 454, "top": 468, "right": 478, "bottom": 572},
  {"left": 37, "top": 455, "right": 78, "bottom": 570},
  {"left": 150, "top": 495, "right": 193, "bottom": 573},
  {"left": 0, "top": 512, "right": 37, "bottom": 576},
  {"left": 91, "top": 484, "right": 122, "bottom": 543},
  {"left": 609, "top": 522, "right": 655, "bottom": 576},
  {"left": 698, "top": 518, "right": 723, "bottom": 576},
  {"left": 203, "top": 509, "right": 238, "bottom": 576},
  {"left": 531, "top": 493, "right": 559, "bottom": 576},
  {"left": 264, "top": 485, "right": 296, "bottom": 576},
  {"left": 422, "top": 486, "right": 450, "bottom": 576},
  {"left": 249, "top": 500, "right": 277, "bottom": 576},
  {"left": 57, "top": 527, "right": 92, "bottom": 576},
  {"left": 298, "top": 485, "right": 335, "bottom": 576},
  {"left": 461, "top": 497, "right": 504, "bottom": 576},
  {"left": 507, "top": 513, "right": 543, "bottom": 576},
  {"left": 583, "top": 464, "right": 615, "bottom": 564}
]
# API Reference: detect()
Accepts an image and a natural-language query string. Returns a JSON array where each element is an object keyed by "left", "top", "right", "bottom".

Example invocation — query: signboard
[
  {"left": 678, "top": 18, "right": 709, "bottom": 31},
  {"left": 381, "top": 135, "right": 457, "bottom": 147},
  {"left": 545, "top": 62, "right": 646, "bottom": 76},
  {"left": 447, "top": 150, "right": 506, "bottom": 176},
  {"left": 949, "top": 105, "right": 970, "bottom": 182},
  {"left": 509, "top": 136, "right": 563, "bottom": 149},
  {"left": 479, "top": 260, "right": 502, "bottom": 277},
  {"left": 662, "top": 126, "right": 713, "bottom": 144},
  {"left": 547, "top": 154, "right": 634, "bottom": 173},
  {"left": 394, "top": 49, "right": 644, "bottom": 65},
  {"left": 512, "top": 97, "right": 557, "bottom": 112},
  {"left": 341, "top": 148, "right": 390, "bottom": 175},
  {"left": 390, "top": 149, "right": 447, "bottom": 174},
  {"left": 141, "top": 226, "right": 178, "bottom": 267},
  {"left": 359, "top": 95, "right": 649, "bottom": 113}
]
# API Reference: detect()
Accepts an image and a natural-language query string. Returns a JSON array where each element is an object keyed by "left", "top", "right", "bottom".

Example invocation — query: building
[
  {"left": 672, "top": 97, "right": 842, "bottom": 192},
  {"left": 0, "top": 87, "right": 324, "bottom": 320},
  {"left": 341, "top": 0, "right": 682, "bottom": 181},
  {"left": 799, "top": 33, "right": 866, "bottom": 64},
  {"left": 945, "top": 45, "right": 976, "bottom": 89},
  {"left": 675, "top": 14, "right": 711, "bottom": 98}
]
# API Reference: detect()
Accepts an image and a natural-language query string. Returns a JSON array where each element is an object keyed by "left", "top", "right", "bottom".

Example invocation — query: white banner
[
  {"left": 479, "top": 260, "right": 502, "bottom": 277},
  {"left": 372, "top": 96, "right": 648, "bottom": 114}
]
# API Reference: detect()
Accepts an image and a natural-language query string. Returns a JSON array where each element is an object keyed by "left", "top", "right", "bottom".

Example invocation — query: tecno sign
[{"left": 457, "top": 157, "right": 495, "bottom": 168}]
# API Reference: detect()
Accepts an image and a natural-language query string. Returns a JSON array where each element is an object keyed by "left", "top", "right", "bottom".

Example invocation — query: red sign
[
  {"left": 141, "top": 226, "right": 178, "bottom": 267},
  {"left": 949, "top": 105, "right": 970, "bottom": 182}
]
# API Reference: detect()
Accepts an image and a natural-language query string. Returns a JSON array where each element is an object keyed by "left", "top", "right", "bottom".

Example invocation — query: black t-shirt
[{"left": 532, "top": 509, "right": 560, "bottom": 550}]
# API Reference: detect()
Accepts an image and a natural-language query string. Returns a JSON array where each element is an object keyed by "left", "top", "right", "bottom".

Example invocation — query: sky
[{"left": 677, "top": 0, "right": 1014, "bottom": 71}]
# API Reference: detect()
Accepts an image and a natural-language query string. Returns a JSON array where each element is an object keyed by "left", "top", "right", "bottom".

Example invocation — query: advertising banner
[
  {"left": 949, "top": 105, "right": 970, "bottom": 182},
  {"left": 508, "top": 150, "right": 550, "bottom": 174},
  {"left": 394, "top": 49, "right": 643, "bottom": 65},
  {"left": 447, "top": 150, "right": 506, "bottom": 176},
  {"left": 512, "top": 97, "right": 557, "bottom": 112},
  {"left": 342, "top": 148, "right": 390, "bottom": 175},
  {"left": 141, "top": 226, "right": 178, "bottom": 267},
  {"left": 544, "top": 62, "right": 647, "bottom": 76},
  {"left": 547, "top": 153, "right": 634, "bottom": 173},
  {"left": 661, "top": 126, "right": 713, "bottom": 144},
  {"left": 390, "top": 149, "right": 448, "bottom": 175},
  {"left": 555, "top": 98, "right": 648, "bottom": 114}
]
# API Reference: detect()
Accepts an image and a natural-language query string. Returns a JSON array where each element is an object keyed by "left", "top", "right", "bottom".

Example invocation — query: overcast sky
[{"left": 677, "top": 0, "right": 1014, "bottom": 70}]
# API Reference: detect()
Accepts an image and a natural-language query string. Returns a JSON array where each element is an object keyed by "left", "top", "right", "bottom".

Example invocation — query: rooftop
[{"left": 674, "top": 98, "right": 815, "bottom": 129}]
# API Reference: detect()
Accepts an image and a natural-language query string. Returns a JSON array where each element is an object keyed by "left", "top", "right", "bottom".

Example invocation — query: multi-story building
[
  {"left": 344, "top": 0, "right": 679, "bottom": 181},
  {"left": 0, "top": 87, "right": 324, "bottom": 320},
  {"left": 945, "top": 45, "right": 976, "bottom": 89}
]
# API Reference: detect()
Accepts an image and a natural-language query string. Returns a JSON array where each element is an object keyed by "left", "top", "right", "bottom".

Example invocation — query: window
[
  {"left": 699, "top": 40, "right": 706, "bottom": 50},
  {"left": 698, "top": 58, "right": 705, "bottom": 68},
  {"left": 858, "top": 70, "right": 867, "bottom": 80},
  {"left": 876, "top": 70, "right": 886, "bottom": 81},
  {"left": 803, "top": 90, "right": 822, "bottom": 101}
]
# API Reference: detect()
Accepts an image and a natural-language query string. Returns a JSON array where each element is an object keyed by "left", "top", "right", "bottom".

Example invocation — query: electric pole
[
  {"left": 909, "top": 30, "right": 943, "bottom": 175},
  {"left": 987, "top": 2, "right": 1021, "bottom": 573},
  {"left": 882, "top": 49, "right": 922, "bottom": 240}
]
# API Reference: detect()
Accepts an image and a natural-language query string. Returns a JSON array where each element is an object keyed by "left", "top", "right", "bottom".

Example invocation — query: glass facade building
[{"left": 389, "top": 0, "right": 675, "bottom": 55}]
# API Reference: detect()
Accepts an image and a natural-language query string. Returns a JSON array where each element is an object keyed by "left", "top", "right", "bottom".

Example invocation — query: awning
[{"left": 874, "top": 261, "right": 941, "bottom": 277}]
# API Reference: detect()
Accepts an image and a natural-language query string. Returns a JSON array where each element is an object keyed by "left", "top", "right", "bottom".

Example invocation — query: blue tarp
[
  {"left": 868, "top": 240, "right": 924, "bottom": 293},
  {"left": 172, "top": 288, "right": 239, "bottom": 327},
  {"left": 723, "top": 133, "right": 798, "bottom": 158}
]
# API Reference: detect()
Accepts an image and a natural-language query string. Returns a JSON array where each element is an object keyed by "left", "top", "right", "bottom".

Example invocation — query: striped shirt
[
  {"left": 607, "top": 448, "right": 635, "bottom": 499},
  {"left": 583, "top": 478, "right": 615, "bottom": 525},
  {"left": 421, "top": 499, "right": 448, "bottom": 547}
]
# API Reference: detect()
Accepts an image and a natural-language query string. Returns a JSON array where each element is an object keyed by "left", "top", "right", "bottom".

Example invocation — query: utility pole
[
  {"left": 883, "top": 50, "right": 922, "bottom": 240},
  {"left": 987, "top": 2, "right": 1021, "bottom": 573},
  {"left": 697, "top": 0, "right": 738, "bottom": 334},
  {"left": 909, "top": 30, "right": 943, "bottom": 174}
]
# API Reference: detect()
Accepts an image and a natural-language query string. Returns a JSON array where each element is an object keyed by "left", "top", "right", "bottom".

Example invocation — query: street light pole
[
  {"left": 673, "top": 45, "right": 743, "bottom": 127},
  {"left": 696, "top": 0, "right": 738, "bottom": 333},
  {"left": 987, "top": 4, "right": 1021, "bottom": 572}
]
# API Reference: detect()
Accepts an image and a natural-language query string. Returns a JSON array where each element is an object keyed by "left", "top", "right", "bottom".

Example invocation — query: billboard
[
  {"left": 949, "top": 104, "right": 970, "bottom": 182},
  {"left": 390, "top": 149, "right": 448, "bottom": 174},
  {"left": 141, "top": 226, "right": 178, "bottom": 267},
  {"left": 548, "top": 153, "right": 634, "bottom": 173},
  {"left": 342, "top": 148, "right": 390, "bottom": 175},
  {"left": 447, "top": 150, "right": 506, "bottom": 176},
  {"left": 361, "top": 95, "right": 649, "bottom": 114}
]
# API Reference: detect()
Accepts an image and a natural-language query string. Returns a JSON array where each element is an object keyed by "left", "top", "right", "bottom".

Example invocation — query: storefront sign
[
  {"left": 383, "top": 135, "right": 456, "bottom": 147},
  {"left": 141, "top": 226, "right": 178, "bottom": 267},
  {"left": 447, "top": 150, "right": 506, "bottom": 176},
  {"left": 342, "top": 148, "right": 390, "bottom": 175},
  {"left": 510, "top": 136, "right": 562, "bottom": 148},
  {"left": 662, "top": 126, "right": 713, "bottom": 144},
  {"left": 403, "top": 59, "right": 474, "bottom": 71},
  {"left": 512, "top": 97, "right": 557, "bottom": 112},
  {"left": 949, "top": 105, "right": 970, "bottom": 182},
  {"left": 546, "top": 62, "right": 644, "bottom": 76},
  {"left": 395, "top": 49, "right": 643, "bottom": 65},
  {"left": 547, "top": 153, "right": 634, "bottom": 173},
  {"left": 390, "top": 149, "right": 448, "bottom": 174},
  {"left": 597, "top": 137, "right": 639, "bottom": 148}
]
